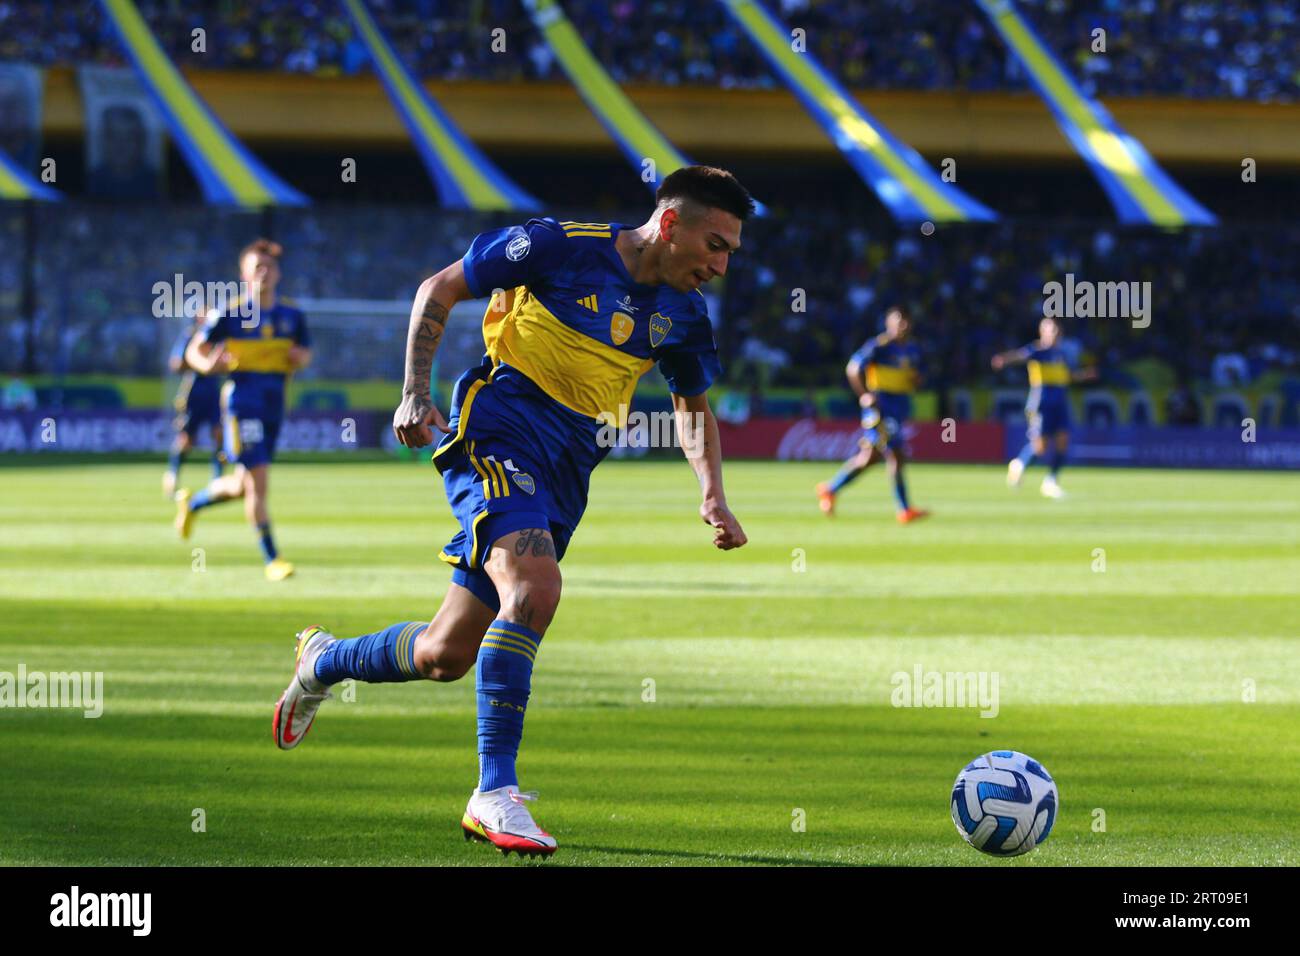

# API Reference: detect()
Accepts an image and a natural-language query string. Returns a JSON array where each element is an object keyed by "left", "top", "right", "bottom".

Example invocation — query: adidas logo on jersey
[{"left": 577, "top": 295, "right": 599, "bottom": 312}]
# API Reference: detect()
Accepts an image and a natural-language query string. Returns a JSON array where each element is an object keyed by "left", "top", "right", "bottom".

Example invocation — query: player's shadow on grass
[{"left": 570, "top": 844, "right": 860, "bottom": 866}]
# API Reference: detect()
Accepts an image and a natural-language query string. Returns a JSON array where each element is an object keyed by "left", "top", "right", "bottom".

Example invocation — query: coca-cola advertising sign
[{"left": 715, "top": 417, "right": 1006, "bottom": 462}]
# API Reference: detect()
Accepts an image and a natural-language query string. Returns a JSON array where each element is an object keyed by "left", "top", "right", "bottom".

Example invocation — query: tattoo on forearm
[
  {"left": 514, "top": 528, "right": 556, "bottom": 559},
  {"left": 404, "top": 295, "right": 448, "bottom": 393}
]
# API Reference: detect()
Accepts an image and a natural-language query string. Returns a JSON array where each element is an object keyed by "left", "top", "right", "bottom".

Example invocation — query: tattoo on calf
[{"left": 514, "top": 528, "right": 556, "bottom": 559}]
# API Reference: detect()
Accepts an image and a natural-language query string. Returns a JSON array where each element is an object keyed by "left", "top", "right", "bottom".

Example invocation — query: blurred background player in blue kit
[
  {"left": 175, "top": 239, "right": 311, "bottom": 581},
  {"left": 817, "top": 306, "right": 929, "bottom": 523},
  {"left": 161, "top": 311, "right": 224, "bottom": 499},
  {"left": 992, "top": 316, "right": 1097, "bottom": 499}
]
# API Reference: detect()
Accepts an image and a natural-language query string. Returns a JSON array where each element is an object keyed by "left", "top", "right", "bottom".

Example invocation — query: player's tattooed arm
[
  {"left": 672, "top": 390, "right": 747, "bottom": 550},
  {"left": 393, "top": 261, "right": 471, "bottom": 447}
]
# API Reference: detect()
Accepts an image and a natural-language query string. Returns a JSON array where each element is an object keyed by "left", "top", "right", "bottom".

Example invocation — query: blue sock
[
  {"left": 210, "top": 451, "right": 224, "bottom": 480},
  {"left": 189, "top": 486, "right": 219, "bottom": 511},
  {"left": 1016, "top": 442, "right": 1036, "bottom": 468},
  {"left": 828, "top": 463, "right": 865, "bottom": 494},
  {"left": 477, "top": 619, "right": 543, "bottom": 792},
  {"left": 893, "top": 472, "right": 910, "bottom": 511},
  {"left": 314, "top": 621, "right": 424, "bottom": 684},
  {"left": 257, "top": 522, "right": 278, "bottom": 563},
  {"left": 1048, "top": 447, "right": 1065, "bottom": 478},
  {"left": 167, "top": 448, "right": 183, "bottom": 480}
]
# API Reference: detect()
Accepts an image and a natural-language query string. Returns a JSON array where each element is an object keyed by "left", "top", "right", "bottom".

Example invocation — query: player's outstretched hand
[
  {"left": 701, "top": 498, "right": 747, "bottom": 550},
  {"left": 393, "top": 391, "right": 452, "bottom": 448}
]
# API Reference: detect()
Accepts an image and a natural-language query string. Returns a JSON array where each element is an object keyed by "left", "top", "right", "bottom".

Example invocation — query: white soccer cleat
[
  {"left": 461, "top": 785, "right": 558, "bottom": 857},
  {"left": 1040, "top": 476, "right": 1067, "bottom": 499},
  {"left": 1006, "top": 458, "right": 1025, "bottom": 488},
  {"left": 273, "top": 625, "right": 336, "bottom": 750}
]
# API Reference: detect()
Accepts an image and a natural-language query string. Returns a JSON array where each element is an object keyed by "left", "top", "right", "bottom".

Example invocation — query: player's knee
[
  {"left": 501, "top": 572, "right": 562, "bottom": 632},
  {"left": 413, "top": 627, "right": 474, "bottom": 682}
]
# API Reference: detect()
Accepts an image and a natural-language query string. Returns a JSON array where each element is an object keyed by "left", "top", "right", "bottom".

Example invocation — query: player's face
[
  {"left": 241, "top": 251, "right": 280, "bottom": 296},
  {"left": 1039, "top": 318, "right": 1060, "bottom": 346},
  {"left": 886, "top": 309, "right": 911, "bottom": 339},
  {"left": 661, "top": 206, "right": 741, "bottom": 292}
]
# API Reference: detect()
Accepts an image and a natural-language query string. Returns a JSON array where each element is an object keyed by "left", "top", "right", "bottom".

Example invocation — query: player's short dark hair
[
  {"left": 239, "top": 237, "right": 282, "bottom": 265},
  {"left": 655, "top": 165, "right": 755, "bottom": 222}
]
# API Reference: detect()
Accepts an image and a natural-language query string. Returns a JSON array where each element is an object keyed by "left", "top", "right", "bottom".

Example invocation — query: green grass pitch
[{"left": 1, "top": 459, "right": 1297, "bottom": 866}]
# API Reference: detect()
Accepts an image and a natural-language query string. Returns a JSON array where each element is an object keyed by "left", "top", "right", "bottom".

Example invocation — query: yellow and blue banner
[
  {"left": 521, "top": 0, "right": 693, "bottom": 196},
  {"left": 342, "top": 0, "right": 537, "bottom": 210},
  {"left": 719, "top": 0, "right": 996, "bottom": 224},
  {"left": 97, "top": 0, "right": 306, "bottom": 206},
  {"left": 0, "top": 149, "right": 60, "bottom": 201},
  {"left": 976, "top": 0, "right": 1215, "bottom": 227}
]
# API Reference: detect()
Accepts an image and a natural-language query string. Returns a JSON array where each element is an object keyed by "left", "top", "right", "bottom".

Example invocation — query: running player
[
  {"left": 162, "top": 312, "right": 224, "bottom": 499},
  {"left": 816, "top": 306, "right": 929, "bottom": 523},
  {"left": 992, "top": 316, "right": 1095, "bottom": 498},
  {"left": 272, "top": 166, "right": 752, "bottom": 857},
  {"left": 175, "top": 239, "right": 310, "bottom": 580}
]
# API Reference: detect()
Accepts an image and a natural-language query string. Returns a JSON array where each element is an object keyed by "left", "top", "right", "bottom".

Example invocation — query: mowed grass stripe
[
  {"left": 1, "top": 461, "right": 1296, "bottom": 865},
  {"left": 3, "top": 634, "right": 1297, "bottom": 709}
]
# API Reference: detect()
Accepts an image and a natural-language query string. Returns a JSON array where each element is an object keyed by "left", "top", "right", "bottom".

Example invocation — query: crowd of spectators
[
  {"left": 1, "top": 0, "right": 1295, "bottom": 102},
  {"left": 3, "top": 201, "right": 1296, "bottom": 396}
]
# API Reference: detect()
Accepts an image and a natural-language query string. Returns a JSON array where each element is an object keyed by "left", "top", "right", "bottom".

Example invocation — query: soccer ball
[{"left": 950, "top": 750, "right": 1058, "bottom": 856}]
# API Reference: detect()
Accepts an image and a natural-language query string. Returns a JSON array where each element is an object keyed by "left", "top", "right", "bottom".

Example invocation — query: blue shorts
[
  {"left": 1027, "top": 401, "right": 1070, "bottom": 441},
  {"left": 175, "top": 378, "right": 222, "bottom": 439},
  {"left": 859, "top": 408, "right": 908, "bottom": 454},
  {"left": 178, "top": 405, "right": 221, "bottom": 440},
  {"left": 223, "top": 408, "right": 282, "bottom": 468},
  {"left": 434, "top": 362, "right": 604, "bottom": 611}
]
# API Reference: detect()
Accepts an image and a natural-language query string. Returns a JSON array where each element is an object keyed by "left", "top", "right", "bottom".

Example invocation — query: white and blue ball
[{"left": 951, "top": 750, "right": 1058, "bottom": 856}]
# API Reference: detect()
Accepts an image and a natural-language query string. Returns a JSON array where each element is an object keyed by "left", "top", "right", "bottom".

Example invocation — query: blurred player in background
[
  {"left": 161, "top": 312, "right": 225, "bottom": 499},
  {"left": 992, "top": 316, "right": 1096, "bottom": 499},
  {"left": 817, "top": 306, "right": 929, "bottom": 523},
  {"left": 175, "top": 239, "right": 311, "bottom": 580},
  {"left": 271, "top": 166, "right": 752, "bottom": 857}
]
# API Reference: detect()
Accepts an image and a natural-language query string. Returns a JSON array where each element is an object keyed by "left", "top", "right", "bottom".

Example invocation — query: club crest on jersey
[
  {"left": 506, "top": 234, "right": 531, "bottom": 261},
  {"left": 649, "top": 312, "right": 672, "bottom": 348},
  {"left": 260, "top": 320, "right": 274, "bottom": 338},
  {"left": 610, "top": 312, "right": 635, "bottom": 346},
  {"left": 510, "top": 471, "right": 536, "bottom": 495}
]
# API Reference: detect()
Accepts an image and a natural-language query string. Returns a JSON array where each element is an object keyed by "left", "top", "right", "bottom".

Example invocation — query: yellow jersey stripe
[
  {"left": 486, "top": 291, "right": 654, "bottom": 422},
  {"left": 1029, "top": 361, "right": 1071, "bottom": 387},
  {"left": 561, "top": 221, "right": 610, "bottom": 229},
  {"left": 563, "top": 230, "right": 611, "bottom": 238}
]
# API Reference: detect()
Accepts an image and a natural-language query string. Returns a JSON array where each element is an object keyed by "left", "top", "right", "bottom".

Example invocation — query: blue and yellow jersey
[
  {"left": 460, "top": 217, "right": 720, "bottom": 425},
  {"left": 849, "top": 334, "right": 922, "bottom": 420},
  {"left": 1016, "top": 341, "right": 1071, "bottom": 408},
  {"left": 198, "top": 300, "right": 309, "bottom": 416},
  {"left": 168, "top": 326, "right": 221, "bottom": 412}
]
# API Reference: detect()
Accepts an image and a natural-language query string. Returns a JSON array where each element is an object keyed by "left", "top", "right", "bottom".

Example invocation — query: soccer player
[
  {"left": 816, "top": 306, "right": 929, "bottom": 523},
  {"left": 175, "top": 239, "right": 310, "bottom": 580},
  {"left": 162, "top": 312, "right": 224, "bottom": 499},
  {"left": 992, "top": 316, "right": 1095, "bottom": 498},
  {"left": 272, "top": 166, "right": 752, "bottom": 857}
]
